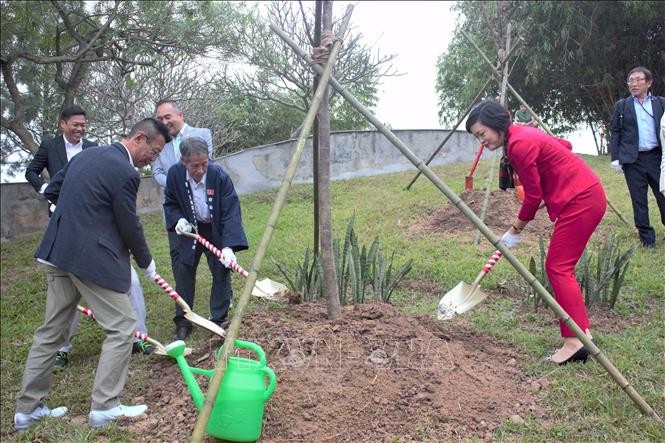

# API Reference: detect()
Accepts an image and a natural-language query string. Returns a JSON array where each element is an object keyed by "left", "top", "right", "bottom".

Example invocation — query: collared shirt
[
  {"left": 187, "top": 170, "right": 211, "bottom": 222},
  {"left": 173, "top": 123, "right": 190, "bottom": 160},
  {"left": 632, "top": 95, "right": 659, "bottom": 151},
  {"left": 118, "top": 142, "right": 135, "bottom": 168},
  {"left": 63, "top": 135, "right": 83, "bottom": 161}
]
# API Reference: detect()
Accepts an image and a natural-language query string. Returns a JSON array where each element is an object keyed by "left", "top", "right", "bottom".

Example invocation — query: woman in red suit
[{"left": 466, "top": 100, "right": 607, "bottom": 365}]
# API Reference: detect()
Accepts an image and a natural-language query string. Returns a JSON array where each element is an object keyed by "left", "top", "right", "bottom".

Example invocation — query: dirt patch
[
  {"left": 408, "top": 190, "right": 553, "bottom": 241},
  {"left": 127, "top": 302, "right": 547, "bottom": 442}
]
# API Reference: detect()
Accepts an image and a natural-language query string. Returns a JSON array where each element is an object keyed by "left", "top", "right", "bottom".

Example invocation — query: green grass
[{"left": 1, "top": 154, "right": 664, "bottom": 441}]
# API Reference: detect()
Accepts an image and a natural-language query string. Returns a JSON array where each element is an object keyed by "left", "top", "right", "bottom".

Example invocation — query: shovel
[
  {"left": 76, "top": 304, "right": 192, "bottom": 356},
  {"left": 437, "top": 250, "right": 503, "bottom": 319},
  {"left": 178, "top": 227, "right": 287, "bottom": 298},
  {"left": 153, "top": 273, "right": 226, "bottom": 338},
  {"left": 464, "top": 144, "right": 485, "bottom": 191}
]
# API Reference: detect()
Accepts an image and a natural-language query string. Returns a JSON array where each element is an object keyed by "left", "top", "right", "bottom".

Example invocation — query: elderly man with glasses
[{"left": 609, "top": 66, "right": 665, "bottom": 248}]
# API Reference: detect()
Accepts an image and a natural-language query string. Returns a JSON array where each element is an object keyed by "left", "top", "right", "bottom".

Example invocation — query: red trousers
[{"left": 545, "top": 183, "right": 607, "bottom": 337}]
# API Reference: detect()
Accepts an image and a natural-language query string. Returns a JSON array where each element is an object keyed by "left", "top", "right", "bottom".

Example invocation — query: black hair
[
  {"left": 128, "top": 118, "right": 172, "bottom": 144},
  {"left": 627, "top": 66, "right": 653, "bottom": 82},
  {"left": 180, "top": 137, "right": 209, "bottom": 160},
  {"left": 60, "top": 105, "right": 86, "bottom": 121},
  {"left": 465, "top": 100, "right": 512, "bottom": 135}
]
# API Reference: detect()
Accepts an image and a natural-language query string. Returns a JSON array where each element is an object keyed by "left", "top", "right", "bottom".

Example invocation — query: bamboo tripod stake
[
  {"left": 273, "top": 25, "right": 662, "bottom": 424},
  {"left": 405, "top": 36, "right": 524, "bottom": 190},
  {"left": 190, "top": 6, "right": 355, "bottom": 442}
]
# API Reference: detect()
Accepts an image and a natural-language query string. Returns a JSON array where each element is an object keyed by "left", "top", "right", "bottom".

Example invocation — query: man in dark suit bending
[{"left": 14, "top": 118, "right": 170, "bottom": 431}]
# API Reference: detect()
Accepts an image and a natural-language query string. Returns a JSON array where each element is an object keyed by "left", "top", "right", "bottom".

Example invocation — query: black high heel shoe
[{"left": 545, "top": 346, "right": 589, "bottom": 366}]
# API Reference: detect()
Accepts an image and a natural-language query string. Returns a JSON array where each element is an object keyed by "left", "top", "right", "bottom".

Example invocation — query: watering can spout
[{"left": 165, "top": 340, "right": 205, "bottom": 410}]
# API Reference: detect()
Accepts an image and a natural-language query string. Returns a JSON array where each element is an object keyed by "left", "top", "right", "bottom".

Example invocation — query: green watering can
[{"left": 165, "top": 339, "right": 276, "bottom": 442}]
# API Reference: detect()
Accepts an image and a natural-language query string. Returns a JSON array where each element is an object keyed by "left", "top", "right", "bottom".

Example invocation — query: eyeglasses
[{"left": 626, "top": 78, "right": 646, "bottom": 85}]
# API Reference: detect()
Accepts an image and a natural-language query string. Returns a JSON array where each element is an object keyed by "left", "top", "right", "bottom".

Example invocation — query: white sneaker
[
  {"left": 88, "top": 404, "right": 147, "bottom": 428},
  {"left": 14, "top": 405, "right": 68, "bottom": 431}
]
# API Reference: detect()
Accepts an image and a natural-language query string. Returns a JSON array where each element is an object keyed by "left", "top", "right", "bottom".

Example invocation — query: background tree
[
  {"left": 436, "top": 1, "right": 664, "bottom": 154},
  {"left": 222, "top": 1, "right": 397, "bottom": 137},
  {"left": 1, "top": 0, "right": 247, "bottom": 174}
]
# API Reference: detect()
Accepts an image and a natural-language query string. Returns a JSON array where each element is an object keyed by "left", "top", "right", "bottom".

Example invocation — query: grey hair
[
  {"left": 180, "top": 137, "right": 209, "bottom": 160},
  {"left": 155, "top": 99, "right": 182, "bottom": 113}
]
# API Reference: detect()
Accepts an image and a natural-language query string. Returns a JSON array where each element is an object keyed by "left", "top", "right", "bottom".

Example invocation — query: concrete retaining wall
[{"left": 1, "top": 129, "right": 479, "bottom": 241}]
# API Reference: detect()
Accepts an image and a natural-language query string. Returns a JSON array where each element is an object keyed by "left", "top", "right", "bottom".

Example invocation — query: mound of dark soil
[
  {"left": 408, "top": 189, "right": 553, "bottom": 241},
  {"left": 130, "top": 302, "right": 548, "bottom": 442}
]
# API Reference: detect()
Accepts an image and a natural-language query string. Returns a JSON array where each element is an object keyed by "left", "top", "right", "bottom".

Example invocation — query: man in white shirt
[
  {"left": 609, "top": 66, "right": 665, "bottom": 248},
  {"left": 163, "top": 137, "right": 247, "bottom": 340}
]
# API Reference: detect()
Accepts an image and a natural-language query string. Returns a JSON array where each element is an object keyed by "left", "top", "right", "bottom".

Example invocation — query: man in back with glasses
[{"left": 609, "top": 66, "right": 665, "bottom": 248}]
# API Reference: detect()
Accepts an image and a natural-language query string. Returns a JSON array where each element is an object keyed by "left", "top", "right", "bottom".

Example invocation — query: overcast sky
[
  {"left": 347, "top": 1, "right": 596, "bottom": 154},
  {"left": 349, "top": 1, "right": 455, "bottom": 129}
]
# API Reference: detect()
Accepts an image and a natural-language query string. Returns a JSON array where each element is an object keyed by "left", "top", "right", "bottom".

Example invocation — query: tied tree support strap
[{"left": 310, "top": 29, "right": 342, "bottom": 66}]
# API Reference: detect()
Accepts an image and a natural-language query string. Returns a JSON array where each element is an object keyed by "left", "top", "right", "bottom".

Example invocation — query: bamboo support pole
[
  {"left": 190, "top": 6, "right": 355, "bottom": 442},
  {"left": 472, "top": 153, "right": 498, "bottom": 246},
  {"left": 474, "top": 23, "right": 512, "bottom": 247},
  {"left": 460, "top": 29, "right": 630, "bottom": 226},
  {"left": 273, "top": 25, "right": 663, "bottom": 424},
  {"left": 405, "top": 76, "right": 492, "bottom": 190},
  {"left": 405, "top": 37, "right": 523, "bottom": 190}
]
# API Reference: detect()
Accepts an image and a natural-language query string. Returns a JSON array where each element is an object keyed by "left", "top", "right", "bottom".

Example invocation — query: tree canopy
[
  {"left": 1, "top": 1, "right": 396, "bottom": 177},
  {"left": 435, "top": 1, "right": 664, "bottom": 152}
]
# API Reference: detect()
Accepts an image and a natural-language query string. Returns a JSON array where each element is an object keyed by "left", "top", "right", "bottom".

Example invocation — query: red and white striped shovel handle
[
  {"left": 195, "top": 235, "right": 249, "bottom": 277},
  {"left": 178, "top": 229, "right": 248, "bottom": 277},
  {"left": 76, "top": 304, "right": 164, "bottom": 349},
  {"left": 482, "top": 250, "right": 503, "bottom": 274},
  {"left": 153, "top": 273, "right": 191, "bottom": 312}
]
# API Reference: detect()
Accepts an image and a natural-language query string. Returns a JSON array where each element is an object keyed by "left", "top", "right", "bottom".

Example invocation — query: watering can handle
[
  {"left": 261, "top": 366, "right": 277, "bottom": 401},
  {"left": 216, "top": 340, "right": 267, "bottom": 366}
]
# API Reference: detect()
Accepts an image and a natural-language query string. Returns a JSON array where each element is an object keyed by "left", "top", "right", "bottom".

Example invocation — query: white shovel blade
[
  {"left": 437, "top": 281, "right": 489, "bottom": 319},
  {"left": 252, "top": 278, "right": 288, "bottom": 299},
  {"left": 184, "top": 311, "right": 226, "bottom": 337}
]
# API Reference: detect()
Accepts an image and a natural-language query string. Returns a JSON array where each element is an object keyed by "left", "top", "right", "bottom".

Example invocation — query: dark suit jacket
[
  {"left": 25, "top": 135, "right": 97, "bottom": 192},
  {"left": 610, "top": 95, "right": 664, "bottom": 164},
  {"left": 36, "top": 143, "right": 152, "bottom": 293},
  {"left": 164, "top": 162, "right": 248, "bottom": 267}
]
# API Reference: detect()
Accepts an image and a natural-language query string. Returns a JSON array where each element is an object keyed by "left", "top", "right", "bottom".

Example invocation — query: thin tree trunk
[
  {"left": 319, "top": 0, "right": 340, "bottom": 320},
  {"left": 313, "top": 0, "right": 322, "bottom": 256}
]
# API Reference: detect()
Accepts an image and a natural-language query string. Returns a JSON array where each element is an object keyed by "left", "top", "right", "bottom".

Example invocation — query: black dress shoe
[
  {"left": 545, "top": 346, "right": 589, "bottom": 366},
  {"left": 174, "top": 324, "right": 192, "bottom": 341}
]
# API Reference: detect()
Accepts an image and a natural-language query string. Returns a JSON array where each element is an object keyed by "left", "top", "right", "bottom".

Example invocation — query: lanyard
[{"left": 184, "top": 181, "right": 199, "bottom": 250}]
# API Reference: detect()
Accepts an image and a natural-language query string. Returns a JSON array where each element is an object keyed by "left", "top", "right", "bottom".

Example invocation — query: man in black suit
[
  {"left": 610, "top": 66, "right": 665, "bottom": 247},
  {"left": 25, "top": 105, "right": 97, "bottom": 206},
  {"left": 164, "top": 137, "right": 248, "bottom": 341},
  {"left": 13, "top": 118, "right": 170, "bottom": 431}
]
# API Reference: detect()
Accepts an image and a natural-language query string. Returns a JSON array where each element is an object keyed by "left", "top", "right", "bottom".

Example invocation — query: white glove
[
  {"left": 49, "top": 203, "right": 56, "bottom": 213},
  {"left": 140, "top": 259, "right": 157, "bottom": 280},
  {"left": 501, "top": 230, "right": 522, "bottom": 249},
  {"left": 175, "top": 218, "right": 192, "bottom": 235},
  {"left": 610, "top": 160, "right": 623, "bottom": 174},
  {"left": 220, "top": 247, "right": 237, "bottom": 269},
  {"left": 39, "top": 183, "right": 48, "bottom": 194}
]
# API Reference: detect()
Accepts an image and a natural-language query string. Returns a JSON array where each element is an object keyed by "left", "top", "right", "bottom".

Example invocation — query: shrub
[
  {"left": 519, "top": 234, "right": 635, "bottom": 311},
  {"left": 578, "top": 234, "right": 635, "bottom": 309},
  {"left": 276, "top": 215, "right": 412, "bottom": 305}
]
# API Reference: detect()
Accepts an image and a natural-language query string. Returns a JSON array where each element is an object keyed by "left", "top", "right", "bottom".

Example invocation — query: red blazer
[{"left": 506, "top": 125, "right": 600, "bottom": 222}]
